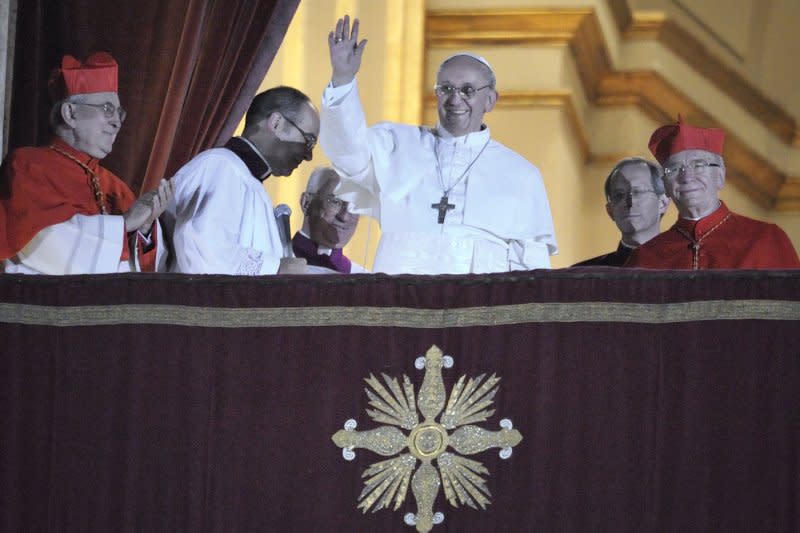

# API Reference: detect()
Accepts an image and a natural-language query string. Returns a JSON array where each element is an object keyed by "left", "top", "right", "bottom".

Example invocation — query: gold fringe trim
[{"left": 1, "top": 300, "right": 798, "bottom": 328}]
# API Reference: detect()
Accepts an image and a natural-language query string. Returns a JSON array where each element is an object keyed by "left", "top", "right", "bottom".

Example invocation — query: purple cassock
[{"left": 291, "top": 232, "right": 352, "bottom": 274}]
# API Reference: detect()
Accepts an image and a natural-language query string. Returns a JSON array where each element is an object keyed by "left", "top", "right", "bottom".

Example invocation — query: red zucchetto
[
  {"left": 48, "top": 52, "right": 118, "bottom": 101},
  {"left": 648, "top": 116, "right": 725, "bottom": 165}
]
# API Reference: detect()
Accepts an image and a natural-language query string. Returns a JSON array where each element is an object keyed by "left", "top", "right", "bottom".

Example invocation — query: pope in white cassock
[
  {"left": 321, "top": 16, "right": 558, "bottom": 274},
  {"left": 163, "top": 86, "right": 318, "bottom": 275}
]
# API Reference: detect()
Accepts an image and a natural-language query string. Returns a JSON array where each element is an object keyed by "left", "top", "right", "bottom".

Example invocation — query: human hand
[
  {"left": 123, "top": 179, "right": 175, "bottom": 233},
  {"left": 278, "top": 257, "right": 308, "bottom": 275},
  {"left": 328, "top": 15, "right": 367, "bottom": 87}
]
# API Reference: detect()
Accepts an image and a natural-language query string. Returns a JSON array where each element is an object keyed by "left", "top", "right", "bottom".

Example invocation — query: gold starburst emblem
[{"left": 332, "top": 345, "right": 523, "bottom": 532}]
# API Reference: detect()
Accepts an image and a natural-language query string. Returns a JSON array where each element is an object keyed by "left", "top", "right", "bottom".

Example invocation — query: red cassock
[
  {"left": 0, "top": 137, "right": 158, "bottom": 271},
  {"left": 626, "top": 202, "right": 800, "bottom": 269}
]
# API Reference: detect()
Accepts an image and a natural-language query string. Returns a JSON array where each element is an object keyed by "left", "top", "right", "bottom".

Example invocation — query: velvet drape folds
[
  {"left": 7, "top": 0, "right": 300, "bottom": 194},
  {"left": 1, "top": 270, "right": 799, "bottom": 531}
]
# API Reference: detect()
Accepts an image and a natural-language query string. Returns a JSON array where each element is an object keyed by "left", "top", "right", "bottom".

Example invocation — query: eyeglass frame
[
  {"left": 281, "top": 114, "right": 317, "bottom": 151},
  {"left": 433, "top": 83, "right": 493, "bottom": 100},
  {"left": 75, "top": 102, "right": 127, "bottom": 123},
  {"left": 662, "top": 160, "right": 721, "bottom": 178},
  {"left": 307, "top": 192, "right": 350, "bottom": 213}
]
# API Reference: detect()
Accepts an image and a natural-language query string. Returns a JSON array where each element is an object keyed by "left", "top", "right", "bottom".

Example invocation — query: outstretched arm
[{"left": 328, "top": 15, "right": 367, "bottom": 87}]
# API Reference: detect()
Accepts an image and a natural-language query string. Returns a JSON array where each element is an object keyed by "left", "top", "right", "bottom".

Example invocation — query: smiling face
[
  {"left": 435, "top": 56, "right": 497, "bottom": 137},
  {"left": 605, "top": 161, "right": 669, "bottom": 245},
  {"left": 662, "top": 149, "right": 725, "bottom": 219},
  {"left": 301, "top": 169, "right": 359, "bottom": 249},
  {"left": 62, "top": 91, "right": 122, "bottom": 159}
]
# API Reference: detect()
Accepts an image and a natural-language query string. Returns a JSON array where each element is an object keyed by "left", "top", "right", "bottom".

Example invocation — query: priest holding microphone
[{"left": 163, "top": 86, "right": 317, "bottom": 275}]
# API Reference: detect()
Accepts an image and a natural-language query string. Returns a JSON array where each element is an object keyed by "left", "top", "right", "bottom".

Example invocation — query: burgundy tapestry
[{"left": 1, "top": 269, "right": 798, "bottom": 532}]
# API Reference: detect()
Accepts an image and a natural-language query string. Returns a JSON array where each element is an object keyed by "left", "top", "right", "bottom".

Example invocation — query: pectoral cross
[{"left": 431, "top": 195, "right": 455, "bottom": 224}]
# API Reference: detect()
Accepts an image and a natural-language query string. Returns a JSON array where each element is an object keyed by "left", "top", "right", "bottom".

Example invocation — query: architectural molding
[
  {"left": 425, "top": 7, "right": 799, "bottom": 211},
  {"left": 608, "top": 0, "right": 799, "bottom": 147},
  {"left": 496, "top": 91, "right": 591, "bottom": 161},
  {"left": 426, "top": 9, "right": 611, "bottom": 101},
  {"left": 776, "top": 178, "right": 800, "bottom": 211}
]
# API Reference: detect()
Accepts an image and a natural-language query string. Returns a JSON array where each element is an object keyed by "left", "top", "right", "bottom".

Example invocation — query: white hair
[{"left": 305, "top": 166, "right": 340, "bottom": 194}]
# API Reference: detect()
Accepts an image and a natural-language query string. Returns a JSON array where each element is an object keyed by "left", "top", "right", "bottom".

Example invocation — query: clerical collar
[
  {"left": 675, "top": 201, "right": 731, "bottom": 239},
  {"left": 619, "top": 240, "right": 637, "bottom": 250},
  {"left": 434, "top": 124, "right": 490, "bottom": 143},
  {"left": 292, "top": 232, "right": 352, "bottom": 273},
  {"left": 682, "top": 200, "right": 722, "bottom": 221},
  {"left": 224, "top": 136, "right": 272, "bottom": 182},
  {"left": 298, "top": 230, "right": 334, "bottom": 255}
]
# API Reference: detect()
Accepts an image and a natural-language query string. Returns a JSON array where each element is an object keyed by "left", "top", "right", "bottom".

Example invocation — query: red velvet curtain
[{"left": 7, "top": 0, "right": 299, "bottom": 194}]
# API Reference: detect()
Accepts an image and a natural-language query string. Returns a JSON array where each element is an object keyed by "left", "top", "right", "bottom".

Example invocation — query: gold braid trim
[
  {"left": 1, "top": 299, "right": 798, "bottom": 328},
  {"left": 49, "top": 144, "right": 108, "bottom": 214}
]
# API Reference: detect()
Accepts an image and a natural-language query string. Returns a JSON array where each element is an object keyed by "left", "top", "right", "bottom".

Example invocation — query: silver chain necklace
[{"left": 430, "top": 133, "right": 490, "bottom": 224}]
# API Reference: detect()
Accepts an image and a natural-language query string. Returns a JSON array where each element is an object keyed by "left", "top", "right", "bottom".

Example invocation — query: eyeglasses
[
  {"left": 282, "top": 114, "right": 317, "bottom": 151},
  {"left": 662, "top": 160, "right": 720, "bottom": 178},
  {"left": 76, "top": 102, "right": 127, "bottom": 123},
  {"left": 434, "top": 83, "right": 492, "bottom": 100},
  {"left": 608, "top": 189, "right": 657, "bottom": 205},
  {"left": 309, "top": 193, "right": 349, "bottom": 213}
]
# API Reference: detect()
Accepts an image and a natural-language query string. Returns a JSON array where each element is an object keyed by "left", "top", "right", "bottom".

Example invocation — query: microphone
[{"left": 274, "top": 204, "right": 293, "bottom": 258}]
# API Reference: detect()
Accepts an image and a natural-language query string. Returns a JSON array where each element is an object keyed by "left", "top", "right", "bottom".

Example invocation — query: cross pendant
[{"left": 431, "top": 195, "right": 455, "bottom": 224}]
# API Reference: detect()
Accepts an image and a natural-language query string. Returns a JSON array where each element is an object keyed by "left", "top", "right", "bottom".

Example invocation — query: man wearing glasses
[
  {"left": 163, "top": 86, "right": 318, "bottom": 274},
  {"left": 320, "top": 16, "right": 557, "bottom": 274},
  {"left": 573, "top": 157, "right": 669, "bottom": 266},
  {"left": 292, "top": 166, "right": 366, "bottom": 273},
  {"left": 627, "top": 117, "right": 799, "bottom": 269},
  {"left": 1, "top": 52, "right": 172, "bottom": 274}
]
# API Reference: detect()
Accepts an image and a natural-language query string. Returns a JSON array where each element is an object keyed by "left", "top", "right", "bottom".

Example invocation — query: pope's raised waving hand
[{"left": 328, "top": 15, "right": 368, "bottom": 87}]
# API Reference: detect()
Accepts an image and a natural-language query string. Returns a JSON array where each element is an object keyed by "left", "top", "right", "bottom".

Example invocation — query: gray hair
[
  {"left": 49, "top": 94, "right": 88, "bottom": 131},
  {"left": 305, "top": 166, "right": 340, "bottom": 194},
  {"left": 604, "top": 157, "right": 665, "bottom": 201}
]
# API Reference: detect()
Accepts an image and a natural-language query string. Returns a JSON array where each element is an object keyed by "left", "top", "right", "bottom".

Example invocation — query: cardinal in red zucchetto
[
  {"left": 0, "top": 52, "right": 172, "bottom": 274},
  {"left": 626, "top": 116, "right": 799, "bottom": 269}
]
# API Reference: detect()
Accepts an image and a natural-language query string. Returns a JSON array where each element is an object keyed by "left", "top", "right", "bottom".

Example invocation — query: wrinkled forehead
[
  {"left": 665, "top": 149, "right": 716, "bottom": 166},
  {"left": 436, "top": 56, "right": 493, "bottom": 85}
]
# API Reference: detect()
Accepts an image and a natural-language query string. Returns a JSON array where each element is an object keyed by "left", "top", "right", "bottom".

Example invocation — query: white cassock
[
  {"left": 321, "top": 80, "right": 558, "bottom": 275},
  {"left": 3, "top": 216, "right": 166, "bottom": 274},
  {"left": 162, "top": 146, "right": 283, "bottom": 275}
]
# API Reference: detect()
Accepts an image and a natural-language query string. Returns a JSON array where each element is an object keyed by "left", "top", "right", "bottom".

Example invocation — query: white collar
[
  {"left": 683, "top": 200, "right": 722, "bottom": 221},
  {"left": 434, "top": 124, "right": 491, "bottom": 145},
  {"left": 299, "top": 230, "right": 333, "bottom": 255}
]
